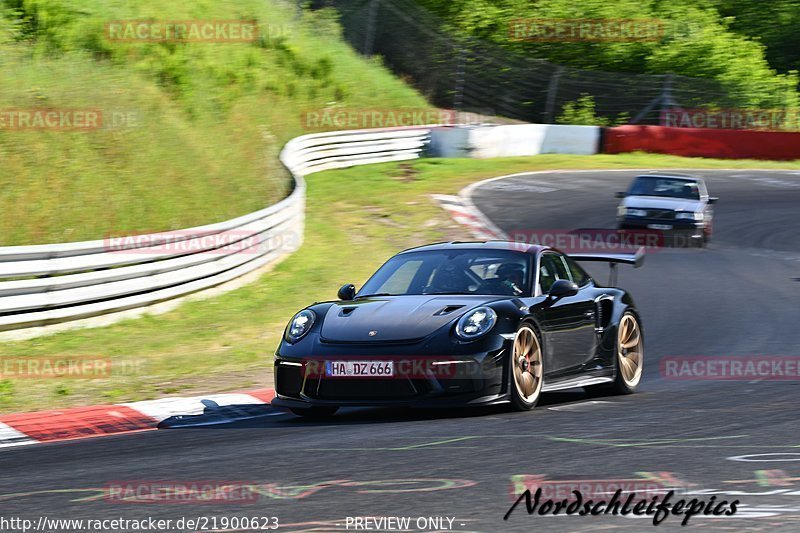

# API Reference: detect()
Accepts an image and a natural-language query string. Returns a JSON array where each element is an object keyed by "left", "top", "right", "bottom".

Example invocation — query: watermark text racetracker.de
[
  {"left": 104, "top": 481, "right": 260, "bottom": 504},
  {"left": 0, "top": 108, "right": 141, "bottom": 130},
  {"left": 661, "top": 108, "right": 800, "bottom": 131},
  {"left": 0, "top": 357, "right": 144, "bottom": 379},
  {"left": 662, "top": 356, "right": 800, "bottom": 380},
  {"left": 300, "top": 107, "right": 494, "bottom": 131},
  {"left": 0, "top": 357, "right": 109, "bottom": 379},
  {"left": 104, "top": 20, "right": 289, "bottom": 43},
  {"left": 509, "top": 229, "right": 665, "bottom": 254},
  {"left": 0, "top": 109, "right": 102, "bottom": 130},
  {"left": 103, "top": 229, "right": 299, "bottom": 255},
  {"left": 302, "top": 356, "right": 483, "bottom": 380},
  {"left": 0, "top": 516, "right": 278, "bottom": 532},
  {"left": 508, "top": 18, "right": 665, "bottom": 42}
]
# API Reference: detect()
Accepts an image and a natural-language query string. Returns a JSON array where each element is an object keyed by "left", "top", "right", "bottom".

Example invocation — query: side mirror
[
  {"left": 548, "top": 279, "right": 579, "bottom": 299},
  {"left": 615, "top": 191, "right": 626, "bottom": 199},
  {"left": 338, "top": 284, "right": 356, "bottom": 301},
  {"left": 708, "top": 197, "right": 718, "bottom": 204}
]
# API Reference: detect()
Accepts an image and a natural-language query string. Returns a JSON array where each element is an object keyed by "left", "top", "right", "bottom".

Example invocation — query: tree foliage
[{"left": 416, "top": 0, "right": 799, "bottom": 109}]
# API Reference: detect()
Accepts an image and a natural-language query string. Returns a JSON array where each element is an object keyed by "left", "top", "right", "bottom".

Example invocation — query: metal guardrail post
[{"left": 543, "top": 67, "right": 565, "bottom": 124}]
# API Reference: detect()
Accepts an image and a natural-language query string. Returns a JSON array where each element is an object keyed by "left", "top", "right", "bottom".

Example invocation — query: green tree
[
  {"left": 415, "top": 0, "right": 799, "bottom": 110},
  {"left": 556, "top": 95, "right": 608, "bottom": 126}
]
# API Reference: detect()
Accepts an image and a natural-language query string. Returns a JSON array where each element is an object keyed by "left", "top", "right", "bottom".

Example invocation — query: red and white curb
[
  {"left": 435, "top": 169, "right": 664, "bottom": 239},
  {"left": 432, "top": 194, "right": 507, "bottom": 240},
  {"left": 0, "top": 388, "right": 275, "bottom": 449}
]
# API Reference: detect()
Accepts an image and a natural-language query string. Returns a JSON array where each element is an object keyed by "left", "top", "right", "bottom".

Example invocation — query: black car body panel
[
  {"left": 273, "top": 241, "right": 642, "bottom": 410},
  {"left": 319, "top": 295, "right": 505, "bottom": 343}
]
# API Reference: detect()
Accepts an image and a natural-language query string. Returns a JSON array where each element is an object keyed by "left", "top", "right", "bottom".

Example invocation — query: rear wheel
[
  {"left": 509, "top": 324, "right": 544, "bottom": 411},
  {"left": 585, "top": 311, "right": 643, "bottom": 395},
  {"left": 703, "top": 224, "right": 712, "bottom": 245},
  {"left": 290, "top": 406, "right": 338, "bottom": 419},
  {"left": 615, "top": 312, "right": 643, "bottom": 392}
]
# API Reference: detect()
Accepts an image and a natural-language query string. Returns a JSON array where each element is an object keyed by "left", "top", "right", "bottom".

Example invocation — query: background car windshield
[
  {"left": 358, "top": 249, "right": 531, "bottom": 296},
  {"left": 629, "top": 176, "right": 700, "bottom": 200}
]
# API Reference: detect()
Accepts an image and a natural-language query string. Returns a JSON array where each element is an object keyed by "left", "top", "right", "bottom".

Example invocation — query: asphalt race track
[{"left": 3, "top": 169, "right": 800, "bottom": 532}]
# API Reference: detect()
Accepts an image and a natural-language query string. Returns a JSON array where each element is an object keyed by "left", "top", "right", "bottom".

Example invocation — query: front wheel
[
  {"left": 509, "top": 324, "right": 544, "bottom": 411},
  {"left": 290, "top": 406, "right": 338, "bottom": 419}
]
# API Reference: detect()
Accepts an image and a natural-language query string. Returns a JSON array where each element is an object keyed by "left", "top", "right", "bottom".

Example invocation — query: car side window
[
  {"left": 539, "top": 256, "right": 556, "bottom": 294},
  {"left": 564, "top": 256, "right": 591, "bottom": 287},
  {"left": 698, "top": 180, "right": 709, "bottom": 198},
  {"left": 539, "top": 253, "right": 570, "bottom": 294}
]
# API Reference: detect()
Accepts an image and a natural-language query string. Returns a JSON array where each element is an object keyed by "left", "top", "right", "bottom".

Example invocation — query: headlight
[
  {"left": 675, "top": 211, "right": 703, "bottom": 221},
  {"left": 625, "top": 208, "right": 648, "bottom": 217},
  {"left": 455, "top": 307, "right": 497, "bottom": 341},
  {"left": 285, "top": 309, "right": 315, "bottom": 343}
]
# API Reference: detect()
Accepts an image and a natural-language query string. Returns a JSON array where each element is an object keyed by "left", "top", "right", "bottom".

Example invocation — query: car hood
[
  {"left": 319, "top": 295, "right": 501, "bottom": 342},
  {"left": 622, "top": 196, "right": 702, "bottom": 211}
]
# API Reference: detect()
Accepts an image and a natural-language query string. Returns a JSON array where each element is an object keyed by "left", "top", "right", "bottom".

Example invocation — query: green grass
[
  {"left": 0, "top": 0, "right": 427, "bottom": 245},
  {"left": 2, "top": 152, "right": 800, "bottom": 413}
]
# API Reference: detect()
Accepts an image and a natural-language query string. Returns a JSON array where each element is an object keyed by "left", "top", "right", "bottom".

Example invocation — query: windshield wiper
[{"left": 354, "top": 293, "right": 395, "bottom": 299}]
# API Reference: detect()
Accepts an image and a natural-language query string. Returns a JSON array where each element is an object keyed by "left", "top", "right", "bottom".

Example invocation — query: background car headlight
[
  {"left": 625, "top": 208, "right": 648, "bottom": 217},
  {"left": 676, "top": 211, "right": 703, "bottom": 221},
  {"left": 285, "top": 309, "right": 315, "bottom": 342},
  {"left": 455, "top": 307, "right": 497, "bottom": 340}
]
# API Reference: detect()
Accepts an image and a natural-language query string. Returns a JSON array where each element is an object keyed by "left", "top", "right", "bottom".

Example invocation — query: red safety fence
[{"left": 603, "top": 125, "right": 800, "bottom": 160}]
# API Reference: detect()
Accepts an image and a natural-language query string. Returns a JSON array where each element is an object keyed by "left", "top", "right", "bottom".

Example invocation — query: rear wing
[{"left": 570, "top": 247, "right": 644, "bottom": 285}]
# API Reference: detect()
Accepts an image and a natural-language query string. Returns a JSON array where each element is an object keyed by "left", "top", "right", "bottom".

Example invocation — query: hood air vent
[{"left": 434, "top": 305, "right": 465, "bottom": 316}]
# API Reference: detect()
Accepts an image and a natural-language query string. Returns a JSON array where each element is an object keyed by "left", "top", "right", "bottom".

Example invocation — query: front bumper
[
  {"left": 272, "top": 342, "right": 512, "bottom": 409},
  {"left": 618, "top": 217, "right": 706, "bottom": 244}
]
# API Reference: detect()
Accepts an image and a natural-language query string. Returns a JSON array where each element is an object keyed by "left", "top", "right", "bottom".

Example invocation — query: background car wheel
[
  {"left": 585, "top": 311, "right": 643, "bottom": 396},
  {"left": 509, "top": 324, "right": 544, "bottom": 411},
  {"left": 693, "top": 234, "right": 706, "bottom": 248},
  {"left": 290, "top": 406, "right": 338, "bottom": 419}
]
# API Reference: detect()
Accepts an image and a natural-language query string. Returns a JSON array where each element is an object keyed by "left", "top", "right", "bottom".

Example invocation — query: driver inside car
[
  {"left": 426, "top": 261, "right": 470, "bottom": 294},
  {"left": 496, "top": 263, "right": 525, "bottom": 296}
]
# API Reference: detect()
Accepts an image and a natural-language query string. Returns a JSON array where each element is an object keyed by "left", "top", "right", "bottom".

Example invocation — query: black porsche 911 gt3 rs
[{"left": 272, "top": 241, "right": 644, "bottom": 418}]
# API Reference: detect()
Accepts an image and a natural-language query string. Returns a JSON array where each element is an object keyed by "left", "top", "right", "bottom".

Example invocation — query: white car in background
[{"left": 616, "top": 174, "right": 717, "bottom": 247}]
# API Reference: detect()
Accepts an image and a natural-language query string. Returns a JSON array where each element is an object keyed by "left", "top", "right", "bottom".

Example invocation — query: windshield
[
  {"left": 628, "top": 176, "right": 701, "bottom": 200},
  {"left": 357, "top": 249, "right": 532, "bottom": 297}
]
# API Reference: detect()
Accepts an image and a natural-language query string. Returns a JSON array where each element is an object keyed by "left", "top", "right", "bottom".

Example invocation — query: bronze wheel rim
[
  {"left": 513, "top": 326, "right": 543, "bottom": 403},
  {"left": 618, "top": 314, "right": 643, "bottom": 387}
]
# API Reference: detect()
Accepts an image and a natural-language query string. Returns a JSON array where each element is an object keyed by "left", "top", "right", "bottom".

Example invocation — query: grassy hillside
[{"left": 0, "top": 0, "right": 427, "bottom": 245}]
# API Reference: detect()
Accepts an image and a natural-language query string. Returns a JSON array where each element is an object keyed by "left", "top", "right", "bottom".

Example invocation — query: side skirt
[{"left": 541, "top": 375, "right": 613, "bottom": 392}]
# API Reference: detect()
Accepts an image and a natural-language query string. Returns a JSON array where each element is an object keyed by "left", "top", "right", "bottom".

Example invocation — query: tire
[
  {"left": 290, "top": 406, "right": 338, "bottom": 419},
  {"left": 509, "top": 323, "right": 544, "bottom": 411},
  {"left": 585, "top": 311, "right": 643, "bottom": 396}
]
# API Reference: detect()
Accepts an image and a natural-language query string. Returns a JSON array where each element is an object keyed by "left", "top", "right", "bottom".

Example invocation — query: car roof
[
  {"left": 398, "top": 241, "right": 546, "bottom": 255},
  {"left": 635, "top": 173, "right": 702, "bottom": 182}
]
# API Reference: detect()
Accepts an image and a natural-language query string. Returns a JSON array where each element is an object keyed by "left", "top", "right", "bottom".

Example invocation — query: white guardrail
[{"left": 0, "top": 127, "right": 431, "bottom": 336}]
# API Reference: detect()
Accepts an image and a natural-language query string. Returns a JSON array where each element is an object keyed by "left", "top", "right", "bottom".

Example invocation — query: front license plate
[
  {"left": 326, "top": 360, "right": 395, "bottom": 377},
  {"left": 647, "top": 224, "right": 672, "bottom": 230}
]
